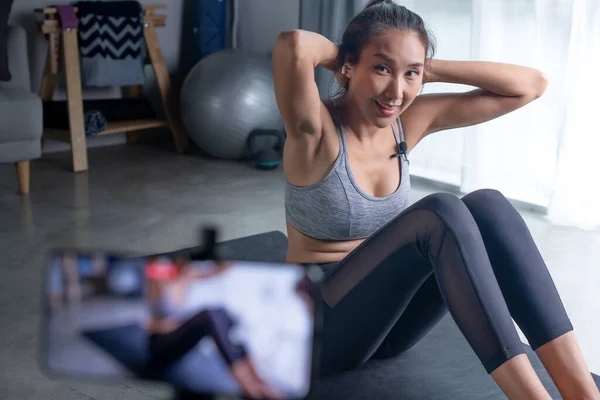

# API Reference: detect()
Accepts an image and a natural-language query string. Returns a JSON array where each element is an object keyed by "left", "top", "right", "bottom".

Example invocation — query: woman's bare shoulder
[{"left": 398, "top": 96, "right": 437, "bottom": 152}]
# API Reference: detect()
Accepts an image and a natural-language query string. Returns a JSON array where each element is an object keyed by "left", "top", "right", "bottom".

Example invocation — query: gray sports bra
[{"left": 284, "top": 99, "right": 411, "bottom": 241}]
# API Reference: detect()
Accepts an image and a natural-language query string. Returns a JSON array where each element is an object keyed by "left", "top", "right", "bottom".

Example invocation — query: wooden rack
[{"left": 35, "top": 4, "right": 190, "bottom": 172}]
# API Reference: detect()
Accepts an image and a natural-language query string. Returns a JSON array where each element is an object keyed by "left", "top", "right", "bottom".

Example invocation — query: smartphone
[{"left": 41, "top": 250, "right": 324, "bottom": 399}]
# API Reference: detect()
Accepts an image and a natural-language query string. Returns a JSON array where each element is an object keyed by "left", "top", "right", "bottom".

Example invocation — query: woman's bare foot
[{"left": 230, "top": 358, "right": 283, "bottom": 399}]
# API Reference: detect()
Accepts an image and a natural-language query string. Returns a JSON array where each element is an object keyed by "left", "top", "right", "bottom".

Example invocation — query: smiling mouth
[{"left": 375, "top": 100, "right": 399, "bottom": 110}]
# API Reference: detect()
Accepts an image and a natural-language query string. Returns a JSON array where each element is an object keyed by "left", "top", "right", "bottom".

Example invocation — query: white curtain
[
  {"left": 546, "top": 0, "right": 600, "bottom": 230},
  {"left": 395, "top": 0, "right": 600, "bottom": 231}
]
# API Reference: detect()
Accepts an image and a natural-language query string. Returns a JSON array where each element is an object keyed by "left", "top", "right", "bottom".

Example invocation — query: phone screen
[{"left": 42, "top": 251, "right": 323, "bottom": 399}]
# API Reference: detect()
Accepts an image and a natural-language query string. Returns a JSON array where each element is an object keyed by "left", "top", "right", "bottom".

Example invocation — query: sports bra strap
[
  {"left": 332, "top": 99, "right": 348, "bottom": 153},
  {"left": 395, "top": 116, "right": 406, "bottom": 143}
]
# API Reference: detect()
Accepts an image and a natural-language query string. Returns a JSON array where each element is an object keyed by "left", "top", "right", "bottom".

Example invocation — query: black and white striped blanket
[{"left": 75, "top": 1, "right": 146, "bottom": 87}]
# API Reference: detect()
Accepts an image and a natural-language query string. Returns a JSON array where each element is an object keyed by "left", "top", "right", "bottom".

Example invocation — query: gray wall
[
  {"left": 236, "top": 0, "right": 300, "bottom": 56},
  {"left": 8, "top": 0, "right": 299, "bottom": 153}
]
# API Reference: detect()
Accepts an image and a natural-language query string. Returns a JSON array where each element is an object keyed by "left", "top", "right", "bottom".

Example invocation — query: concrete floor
[{"left": 1, "top": 142, "right": 598, "bottom": 399}]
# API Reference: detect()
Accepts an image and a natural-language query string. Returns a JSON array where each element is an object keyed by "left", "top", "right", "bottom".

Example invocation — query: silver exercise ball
[{"left": 180, "top": 49, "right": 284, "bottom": 160}]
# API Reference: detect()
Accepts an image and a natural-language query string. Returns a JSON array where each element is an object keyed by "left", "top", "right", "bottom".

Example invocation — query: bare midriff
[{"left": 284, "top": 220, "right": 365, "bottom": 264}]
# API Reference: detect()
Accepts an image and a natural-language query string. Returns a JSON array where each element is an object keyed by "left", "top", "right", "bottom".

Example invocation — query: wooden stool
[{"left": 35, "top": 4, "right": 190, "bottom": 172}]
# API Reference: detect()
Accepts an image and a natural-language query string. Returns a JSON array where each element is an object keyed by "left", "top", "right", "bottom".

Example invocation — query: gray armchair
[{"left": 0, "top": 25, "right": 43, "bottom": 195}]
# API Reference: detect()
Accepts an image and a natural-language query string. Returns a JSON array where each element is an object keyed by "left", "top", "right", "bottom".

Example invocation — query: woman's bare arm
[
  {"left": 403, "top": 59, "right": 548, "bottom": 147},
  {"left": 271, "top": 30, "right": 340, "bottom": 140}
]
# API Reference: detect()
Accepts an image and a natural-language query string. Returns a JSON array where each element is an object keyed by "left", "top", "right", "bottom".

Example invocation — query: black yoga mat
[
  {"left": 309, "top": 312, "right": 600, "bottom": 399},
  {"left": 84, "top": 317, "right": 600, "bottom": 399},
  {"left": 168, "top": 230, "right": 600, "bottom": 399},
  {"left": 162, "top": 231, "right": 599, "bottom": 398}
]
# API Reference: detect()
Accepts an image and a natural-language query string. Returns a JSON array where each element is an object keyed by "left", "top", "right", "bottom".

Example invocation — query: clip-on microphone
[{"left": 391, "top": 141, "right": 409, "bottom": 164}]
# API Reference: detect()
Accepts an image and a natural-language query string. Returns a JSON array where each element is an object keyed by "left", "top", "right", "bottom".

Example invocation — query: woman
[
  {"left": 144, "top": 258, "right": 282, "bottom": 399},
  {"left": 272, "top": 1, "right": 600, "bottom": 399}
]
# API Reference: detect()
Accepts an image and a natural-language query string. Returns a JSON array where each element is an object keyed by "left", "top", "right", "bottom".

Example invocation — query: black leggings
[
  {"left": 316, "top": 189, "right": 573, "bottom": 377},
  {"left": 148, "top": 307, "right": 247, "bottom": 367}
]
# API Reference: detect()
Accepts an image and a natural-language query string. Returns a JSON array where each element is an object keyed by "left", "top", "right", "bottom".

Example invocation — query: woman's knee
[
  {"left": 461, "top": 188, "right": 509, "bottom": 211},
  {"left": 408, "top": 192, "right": 488, "bottom": 254},
  {"left": 416, "top": 192, "right": 475, "bottom": 225},
  {"left": 461, "top": 189, "right": 524, "bottom": 227},
  {"left": 462, "top": 188, "right": 508, "bottom": 205},
  {"left": 419, "top": 192, "right": 462, "bottom": 209}
]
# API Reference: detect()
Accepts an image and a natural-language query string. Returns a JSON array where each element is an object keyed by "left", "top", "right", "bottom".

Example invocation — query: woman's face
[{"left": 346, "top": 29, "right": 426, "bottom": 128}]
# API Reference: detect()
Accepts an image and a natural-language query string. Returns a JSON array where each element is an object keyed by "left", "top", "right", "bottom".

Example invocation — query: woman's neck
[{"left": 337, "top": 95, "right": 387, "bottom": 143}]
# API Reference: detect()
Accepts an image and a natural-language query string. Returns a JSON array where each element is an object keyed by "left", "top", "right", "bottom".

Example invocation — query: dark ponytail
[
  {"left": 362, "top": 0, "right": 395, "bottom": 10},
  {"left": 330, "top": 1, "right": 436, "bottom": 96}
]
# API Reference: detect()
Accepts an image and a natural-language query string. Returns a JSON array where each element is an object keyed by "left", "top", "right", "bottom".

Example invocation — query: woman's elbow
[
  {"left": 532, "top": 69, "right": 549, "bottom": 99},
  {"left": 274, "top": 30, "right": 304, "bottom": 58}
]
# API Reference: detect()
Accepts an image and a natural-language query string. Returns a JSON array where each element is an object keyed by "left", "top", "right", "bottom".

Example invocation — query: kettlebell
[{"left": 247, "top": 129, "right": 285, "bottom": 170}]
